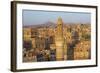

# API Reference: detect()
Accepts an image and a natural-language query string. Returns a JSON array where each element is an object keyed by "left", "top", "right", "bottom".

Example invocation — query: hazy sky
[{"left": 23, "top": 10, "right": 91, "bottom": 26}]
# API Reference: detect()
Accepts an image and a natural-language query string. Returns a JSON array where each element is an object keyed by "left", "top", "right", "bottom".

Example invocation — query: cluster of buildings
[{"left": 23, "top": 17, "right": 91, "bottom": 62}]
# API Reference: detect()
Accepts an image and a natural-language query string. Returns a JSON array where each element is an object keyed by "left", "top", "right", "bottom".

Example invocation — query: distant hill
[
  {"left": 23, "top": 21, "right": 90, "bottom": 28},
  {"left": 23, "top": 21, "right": 56, "bottom": 28}
]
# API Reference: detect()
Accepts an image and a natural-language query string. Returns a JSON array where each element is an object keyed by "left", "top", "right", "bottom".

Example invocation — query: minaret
[{"left": 55, "top": 17, "right": 64, "bottom": 60}]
